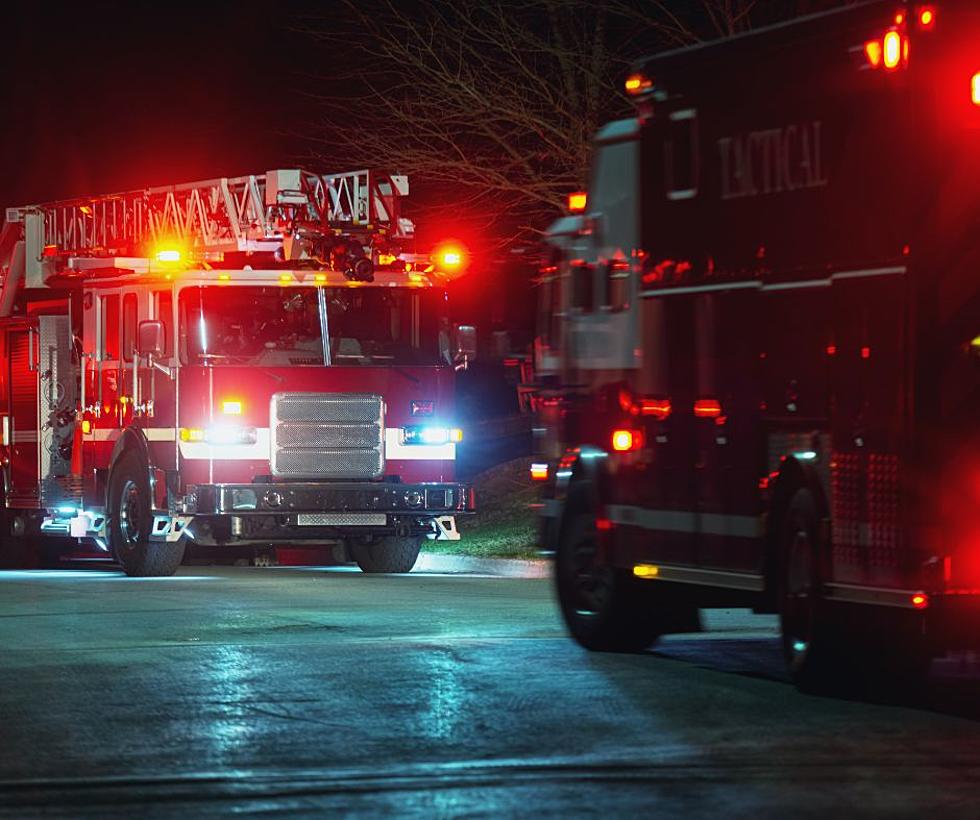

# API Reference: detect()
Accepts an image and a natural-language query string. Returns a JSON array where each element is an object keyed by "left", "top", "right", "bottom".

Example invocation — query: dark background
[{"left": 0, "top": 1, "right": 311, "bottom": 212}]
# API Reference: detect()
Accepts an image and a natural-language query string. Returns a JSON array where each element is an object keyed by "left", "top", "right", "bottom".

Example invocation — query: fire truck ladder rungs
[{"left": 4, "top": 168, "right": 412, "bottom": 260}]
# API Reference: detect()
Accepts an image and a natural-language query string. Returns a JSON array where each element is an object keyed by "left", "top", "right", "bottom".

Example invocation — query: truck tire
[
  {"left": 556, "top": 509, "right": 673, "bottom": 652},
  {"left": 351, "top": 536, "right": 422, "bottom": 573},
  {"left": 108, "top": 451, "right": 185, "bottom": 577},
  {"left": 779, "top": 488, "right": 855, "bottom": 693}
]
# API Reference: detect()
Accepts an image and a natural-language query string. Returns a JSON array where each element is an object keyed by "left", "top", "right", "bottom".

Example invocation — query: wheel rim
[
  {"left": 783, "top": 525, "right": 815, "bottom": 665},
  {"left": 118, "top": 479, "right": 144, "bottom": 551},
  {"left": 565, "top": 519, "right": 614, "bottom": 617}
]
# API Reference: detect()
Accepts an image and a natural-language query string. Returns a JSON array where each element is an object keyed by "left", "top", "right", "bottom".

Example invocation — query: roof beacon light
[
  {"left": 568, "top": 192, "right": 588, "bottom": 213},
  {"left": 624, "top": 72, "right": 653, "bottom": 96},
  {"left": 917, "top": 6, "right": 936, "bottom": 30},
  {"left": 972, "top": 72, "right": 980, "bottom": 106}
]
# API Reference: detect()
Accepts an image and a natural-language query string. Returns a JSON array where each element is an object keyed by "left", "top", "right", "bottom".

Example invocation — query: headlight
[
  {"left": 180, "top": 426, "right": 258, "bottom": 445},
  {"left": 402, "top": 425, "right": 463, "bottom": 445}
]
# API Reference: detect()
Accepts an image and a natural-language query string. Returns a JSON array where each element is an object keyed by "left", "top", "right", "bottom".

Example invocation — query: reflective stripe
[
  {"left": 83, "top": 428, "right": 174, "bottom": 442},
  {"left": 607, "top": 504, "right": 763, "bottom": 539}
]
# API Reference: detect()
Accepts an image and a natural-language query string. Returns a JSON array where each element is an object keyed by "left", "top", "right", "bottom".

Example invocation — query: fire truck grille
[{"left": 271, "top": 393, "right": 384, "bottom": 479}]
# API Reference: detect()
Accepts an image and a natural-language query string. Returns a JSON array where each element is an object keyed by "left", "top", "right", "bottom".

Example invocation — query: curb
[{"left": 416, "top": 551, "right": 550, "bottom": 578}]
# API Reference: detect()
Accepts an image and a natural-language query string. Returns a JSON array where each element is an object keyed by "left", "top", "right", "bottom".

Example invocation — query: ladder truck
[
  {"left": 535, "top": 0, "right": 980, "bottom": 693},
  {"left": 0, "top": 167, "right": 475, "bottom": 575}
]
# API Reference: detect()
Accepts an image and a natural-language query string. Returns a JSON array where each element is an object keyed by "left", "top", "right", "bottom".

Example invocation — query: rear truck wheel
[
  {"left": 108, "top": 451, "right": 185, "bottom": 577},
  {"left": 556, "top": 509, "right": 682, "bottom": 652},
  {"left": 779, "top": 488, "right": 857, "bottom": 694},
  {"left": 351, "top": 535, "right": 422, "bottom": 573},
  {"left": 0, "top": 477, "right": 40, "bottom": 569}
]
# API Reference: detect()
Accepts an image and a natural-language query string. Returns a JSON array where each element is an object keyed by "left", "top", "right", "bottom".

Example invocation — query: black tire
[
  {"left": 351, "top": 536, "right": 422, "bottom": 573},
  {"left": 779, "top": 488, "right": 856, "bottom": 694},
  {"left": 556, "top": 509, "right": 678, "bottom": 652},
  {"left": 0, "top": 477, "right": 41, "bottom": 569},
  {"left": 108, "top": 451, "right": 185, "bottom": 577}
]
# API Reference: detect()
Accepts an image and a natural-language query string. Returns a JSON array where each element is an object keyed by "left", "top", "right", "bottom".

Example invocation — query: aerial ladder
[{"left": 0, "top": 168, "right": 414, "bottom": 311}]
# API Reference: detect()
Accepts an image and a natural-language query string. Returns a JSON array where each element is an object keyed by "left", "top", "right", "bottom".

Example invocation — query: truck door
[{"left": 6, "top": 324, "right": 39, "bottom": 504}]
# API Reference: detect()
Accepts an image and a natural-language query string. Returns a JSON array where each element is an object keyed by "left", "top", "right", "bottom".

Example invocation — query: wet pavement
[{"left": 1, "top": 564, "right": 980, "bottom": 816}]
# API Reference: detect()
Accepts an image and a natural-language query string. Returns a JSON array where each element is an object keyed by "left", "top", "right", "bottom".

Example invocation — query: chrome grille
[{"left": 271, "top": 393, "right": 384, "bottom": 479}]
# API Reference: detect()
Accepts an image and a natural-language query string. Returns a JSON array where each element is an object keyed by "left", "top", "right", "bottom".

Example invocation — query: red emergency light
[
  {"left": 568, "top": 192, "right": 588, "bottom": 213},
  {"left": 973, "top": 72, "right": 980, "bottom": 107},
  {"left": 611, "top": 429, "right": 642, "bottom": 452},
  {"left": 882, "top": 30, "right": 903, "bottom": 70}
]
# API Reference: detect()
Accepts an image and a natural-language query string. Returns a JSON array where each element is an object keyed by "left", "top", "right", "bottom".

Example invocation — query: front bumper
[{"left": 181, "top": 481, "right": 473, "bottom": 517}]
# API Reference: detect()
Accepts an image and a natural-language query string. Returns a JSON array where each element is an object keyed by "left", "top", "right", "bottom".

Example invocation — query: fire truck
[
  {"left": 535, "top": 0, "right": 980, "bottom": 691},
  {"left": 0, "top": 167, "right": 475, "bottom": 576}
]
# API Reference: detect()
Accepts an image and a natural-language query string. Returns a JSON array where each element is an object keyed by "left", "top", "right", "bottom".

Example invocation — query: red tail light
[
  {"left": 640, "top": 398, "right": 672, "bottom": 420},
  {"left": 694, "top": 399, "right": 722, "bottom": 419}
]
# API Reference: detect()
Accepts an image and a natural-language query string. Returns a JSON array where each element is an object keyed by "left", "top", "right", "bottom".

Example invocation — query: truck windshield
[{"left": 178, "top": 286, "right": 449, "bottom": 366}]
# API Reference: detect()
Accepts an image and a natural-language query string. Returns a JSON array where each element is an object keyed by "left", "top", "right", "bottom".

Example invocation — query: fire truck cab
[
  {"left": 536, "top": 0, "right": 980, "bottom": 691},
  {"left": 0, "top": 168, "right": 475, "bottom": 576}
]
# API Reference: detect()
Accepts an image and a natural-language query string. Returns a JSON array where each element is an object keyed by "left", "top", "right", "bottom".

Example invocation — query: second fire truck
[
  {"left": 534, "top": 0, "right": 980, "bottom": 691},
  {"left": 0, "top": 167, "right": 475, "bottom": 575}
]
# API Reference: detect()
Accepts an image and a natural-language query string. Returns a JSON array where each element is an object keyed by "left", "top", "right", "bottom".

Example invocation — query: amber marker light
[
  {"left": 911, "top": 593, "right": 929, "bottom": 610},
  {"left": 530, "top": 463, "right": 549, "bottom": 481},
  {"left": 865, "top": 39, "right": 883, "bottom": 69},
  {"left": 633, "top": 564, "right": 660, "bottom": 579},
  {"left": 624, "top": 72, "right": 653, "bottom": 95},
  {"left": 567, "top": 191, "right": 588, "bottom": 213}
]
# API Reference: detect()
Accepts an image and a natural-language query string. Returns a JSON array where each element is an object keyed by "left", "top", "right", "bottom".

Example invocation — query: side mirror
[
  {"left": 138, "top": 320, "right": 165, "bottom": 359},
  {"left": 454, "top": 325, "right": 477, "bottom": 365}
]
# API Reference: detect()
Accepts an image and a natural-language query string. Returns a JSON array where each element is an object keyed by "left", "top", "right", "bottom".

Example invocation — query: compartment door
[{"left": 8, "top": 327, "right": 39, "bottom": 504}]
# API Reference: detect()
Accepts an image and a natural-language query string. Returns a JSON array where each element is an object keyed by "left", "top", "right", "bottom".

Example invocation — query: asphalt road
[{"left": 2, "top": 565, "right": 980, "bottom": 817}]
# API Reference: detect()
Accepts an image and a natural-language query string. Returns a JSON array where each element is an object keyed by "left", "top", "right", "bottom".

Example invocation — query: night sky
[{"left": 0, "top": 1, "right": 315, "bottom": 213}]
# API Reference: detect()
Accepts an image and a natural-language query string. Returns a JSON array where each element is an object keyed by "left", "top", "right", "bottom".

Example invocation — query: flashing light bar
[
  {"left": 973, "top": 72, "right": 980, "bottom": 107},
  {"left": 624, "top": 72, "right": 653, "bottom": 96},
  {"left": 222, "top": 400, "right": 243, "bottom": 415}
]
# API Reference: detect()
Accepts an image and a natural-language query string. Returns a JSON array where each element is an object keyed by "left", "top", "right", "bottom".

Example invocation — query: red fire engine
[
  {"left": 0, "top": 168, "right": 475, "bottom": 576},
  {"left": 535, "top": 0, "right": 980, "bottom": 691}
]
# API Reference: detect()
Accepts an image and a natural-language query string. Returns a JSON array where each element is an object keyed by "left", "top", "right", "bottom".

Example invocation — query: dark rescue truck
[
  {"left": 535, "top": 1, "right": 980, "bottom": 691},
  {"left": 0, "top": 168, "right": 475, "bottom": 577}
]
